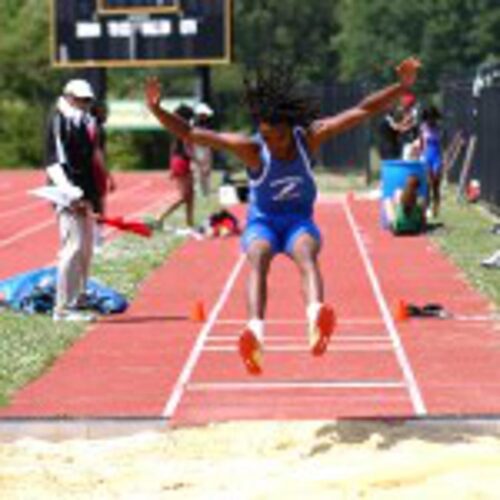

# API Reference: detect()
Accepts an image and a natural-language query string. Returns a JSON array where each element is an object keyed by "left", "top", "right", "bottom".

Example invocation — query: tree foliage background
[{"left": 0, "top": 0, "right": 498, "bottom": 168}]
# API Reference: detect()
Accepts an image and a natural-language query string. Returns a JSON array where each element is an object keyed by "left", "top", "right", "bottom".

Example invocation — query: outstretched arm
[
  {"left": 307, "top": 57, "right": 421, "bottom": 153},
  {"left": 145, "top": 77, "right": 261, "bottom": 169}
]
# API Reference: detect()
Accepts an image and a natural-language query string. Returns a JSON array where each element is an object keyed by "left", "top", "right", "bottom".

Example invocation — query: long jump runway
[{"left": 1, "top": 172, "right": 500, "bottom": 424}]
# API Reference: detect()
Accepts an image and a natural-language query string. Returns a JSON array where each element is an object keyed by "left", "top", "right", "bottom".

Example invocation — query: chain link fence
[
  {"left": 477, "top": 86, "right": 500, "bottom": 209},
  {"left": 442, "top": 72, "right": 500, "bottom": 211}
]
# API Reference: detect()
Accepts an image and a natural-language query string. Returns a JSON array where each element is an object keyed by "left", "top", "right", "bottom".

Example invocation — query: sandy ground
[{"left": 2, "top": 420, "right": 500, "bottom": 499}]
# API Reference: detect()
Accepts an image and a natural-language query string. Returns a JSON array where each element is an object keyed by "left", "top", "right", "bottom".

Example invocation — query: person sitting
[{"left": 384, "top": 174, "right": 426, "bottom": 235}]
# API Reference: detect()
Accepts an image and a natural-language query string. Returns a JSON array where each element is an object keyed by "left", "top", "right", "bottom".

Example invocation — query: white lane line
[
  {"left": 0, "top": 191, "right": 37, "bottom": 203},
  {"left": 0, "top": 179, "right": 153, "bottom": 210},
  {"left": 187, "top": 380, "right": 405, "bottom": 391},
  {"left": 343, "top": 201, "right": 427, "bottom": 415},
  {"left": 0, "top": 180, "right": 157, "bottom": 249},
  {"left": 0, "top": 219, "right": 55, "bottom": 249},
  {"left": 206, "top": 335, "right": 390, "bottom": 343},
  {"left": 203, "top": 345, "right": 393, "bottom": 352},
  {"left": 450, "top": 314, "right": 500, "bottom": 322},
  {"left": 215, "top": 318, "right": 385, "bottom": 326},
  {"left": 162, "top": 253, "right": 246, "bottom": 419},
  {"left": 0, "top": 200, "right": 47, "bottom": 220}
]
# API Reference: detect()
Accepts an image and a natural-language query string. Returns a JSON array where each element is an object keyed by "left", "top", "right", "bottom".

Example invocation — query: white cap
[
  {"left": 63, "top": 79, "right": 95, "bottom": 99},
  {"left": 195, "top": 102, "right": 214, "bottom": 117}
]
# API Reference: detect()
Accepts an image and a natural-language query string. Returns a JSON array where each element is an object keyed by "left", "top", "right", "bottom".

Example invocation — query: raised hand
[
  {"left": 396, "top": 57, "right": 421, "bottom": 88},
  {"left": 145, "top": 76, "right": 162, "bottom": 109}
]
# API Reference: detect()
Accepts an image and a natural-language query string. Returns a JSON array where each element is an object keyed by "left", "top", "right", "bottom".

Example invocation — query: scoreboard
[
  {"left": 51, "top": 0, "right": 232, "bottom": 68},
  {"left": 98, "top": 1, "right": 180, "bottom": 14}
]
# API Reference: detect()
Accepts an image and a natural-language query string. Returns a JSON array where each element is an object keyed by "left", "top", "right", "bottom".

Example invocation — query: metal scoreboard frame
[
  {"left": 50, "top": 0, "right": 232, "bottom": 68},
  {"left": 97, "top": 1, "right": 181, "bottom": 15}
]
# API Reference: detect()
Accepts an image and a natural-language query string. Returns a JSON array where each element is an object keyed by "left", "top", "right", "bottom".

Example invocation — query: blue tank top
[
  {"left": 421, "top": 123, "right": 440, "bottom": 151},
  {"left": 248, "top": 128, "right": 317, "bottom": 218}
]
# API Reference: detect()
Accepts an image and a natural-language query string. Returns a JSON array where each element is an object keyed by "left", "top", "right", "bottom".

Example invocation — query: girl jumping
[{"left": 145, "top": 57, "right": 421, "bottom": 375}]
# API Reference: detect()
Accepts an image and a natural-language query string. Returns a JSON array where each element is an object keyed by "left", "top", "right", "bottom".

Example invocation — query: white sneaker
[
  {"left": 53, "top": 309, "right": 96, "bottom": 322},
  {"left": 481, "top": 250, "right": 500, "bottom": 269}
]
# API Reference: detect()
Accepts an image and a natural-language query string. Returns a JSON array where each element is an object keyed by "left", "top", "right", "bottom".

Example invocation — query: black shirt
[
  {"left": 378, "top": 114, "right": 401, "bottom": 160},
  {"left": 44, "top": 106, "right": 100, "bottom": 212}
]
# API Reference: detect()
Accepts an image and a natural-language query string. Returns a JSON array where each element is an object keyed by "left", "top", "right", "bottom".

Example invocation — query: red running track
[
  {"left": 0, "top": 170, "right": 172, "bottom": 279},
  {"left": 0, "top": 172, "right": 499, "bottom": 424}
]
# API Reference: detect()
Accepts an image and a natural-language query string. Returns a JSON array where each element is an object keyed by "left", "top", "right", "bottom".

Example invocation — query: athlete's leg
[
  {"left": 246, "top": 239, "right": 274, "bottom": 319},
  {"left": 239, "top": 223, "right": 277, "bottom": 375},
  {"left": 431, "top": 169, "right": 442, "bottom": 217},
  {"left": 289, "top": 232, "right": 323, "bottom": 304},
  {"left": 157, "top": 175, "right": 191, "bottom": 226},
  {"left": 182, "top": 174, "right": 195, "bottom": 227},
  {"left": 288, "top": 228, "right": 336, "bottom": 356},
  {"left": 427, "top": 169, "right": 440, "bottom": 218}
]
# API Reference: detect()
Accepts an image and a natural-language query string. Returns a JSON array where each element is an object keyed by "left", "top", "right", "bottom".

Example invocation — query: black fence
[
  {"left": 441, "top": 79, "right": 476, "bottom": 184},
  {"left": 477, "top": 86, "right": 500, "bottom": 209},
  {"left": 315, "top": 82, "right": 370, "bottom": 172},
  {"left": 441, "top": 78, "right": 500, "bottom": 210}
]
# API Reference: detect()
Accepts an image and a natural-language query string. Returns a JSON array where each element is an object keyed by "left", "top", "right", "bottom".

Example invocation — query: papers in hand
[{"left": 29, "top": 185, "right": 83, "bottom": 208}]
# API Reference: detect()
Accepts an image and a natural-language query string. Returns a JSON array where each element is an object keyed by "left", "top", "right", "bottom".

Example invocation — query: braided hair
[{"left": 243, "top": 63, "right": 319, "bottom": 128}]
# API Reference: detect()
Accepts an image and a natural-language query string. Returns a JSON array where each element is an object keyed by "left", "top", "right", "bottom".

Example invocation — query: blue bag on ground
[{"left": 0, "top": 267, "right": 128, "bottom": 315}]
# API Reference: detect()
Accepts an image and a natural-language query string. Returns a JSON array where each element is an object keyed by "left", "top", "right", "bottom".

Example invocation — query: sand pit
[{"left": 1, "top": 420, "right": 500, "bottom": 498}]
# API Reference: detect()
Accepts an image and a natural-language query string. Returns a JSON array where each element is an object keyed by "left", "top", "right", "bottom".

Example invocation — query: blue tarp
[{"left": 0, "top": 267, "right": 128, "bottom": 315}]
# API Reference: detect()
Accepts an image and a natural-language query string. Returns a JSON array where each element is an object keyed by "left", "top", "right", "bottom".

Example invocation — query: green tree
[
  {"left": 1, "top": 0, "right": 499, "bottom": 168},
  {"left": 336, "top": 0, "right": 500, "bottom": 90},
  {"left": 0, "top": 0, "right": 68, "bottom": 167},
  {"left": 337, "top": 0, "right": 426, "bottom": 82},
  {"left": 470, "top": 0, "right": 500, "bottom": 63},
  {"left": 234, "top": 0, "right": 341, "bottom": 81}
]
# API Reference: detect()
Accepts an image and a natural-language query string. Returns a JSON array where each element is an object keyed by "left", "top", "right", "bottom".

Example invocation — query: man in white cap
[{"left": 44, "top": 79, "right": 100, "bottom": 321}]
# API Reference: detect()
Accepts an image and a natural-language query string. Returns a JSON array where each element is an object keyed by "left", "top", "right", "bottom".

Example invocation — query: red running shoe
[
  {"left": 238, "top": 328, "right": 263, "bottom": 375},
  {"left": 309, "top": 304, "right": 336, "bottom": 356}
]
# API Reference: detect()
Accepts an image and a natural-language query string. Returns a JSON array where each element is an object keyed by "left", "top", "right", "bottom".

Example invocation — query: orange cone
[
  {"left": 190, "top": 300, "right": 206, "bottom": 322},
  {"left": 347, "top": 191, "right": 355, "bottom": 204},
  {"left": 394, "top": 299, "right": 409, "bottom": 322}
]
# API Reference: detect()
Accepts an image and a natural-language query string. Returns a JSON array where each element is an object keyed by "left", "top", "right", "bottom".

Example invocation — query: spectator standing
[
  {"left": 420, "top": 105, "right": 443, "bottom": 218},
  {"left": 378, "top": 105, "right": 404, "bottom": 160},
  {"left": 44, "top": 79, "right": 100, "bottom": 321},
  {"left": 155, "top": 105, "right": 196, "bottom": 229},
  {"left": 399, "top": 91, "right": 421, "bottom": 160}
]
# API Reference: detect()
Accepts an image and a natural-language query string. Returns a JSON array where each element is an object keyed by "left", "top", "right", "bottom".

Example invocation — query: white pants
[
  {"left": 192, "top": 145, "right": 212, "bottom": 197},
  {"left": 55, "top": 208, "right": 94, "bottom": 312}
]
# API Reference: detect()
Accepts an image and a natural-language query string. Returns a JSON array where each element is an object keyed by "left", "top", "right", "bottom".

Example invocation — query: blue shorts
[
  {"left": 241, "top": 214, "right": 321, "bottom": 255},
  {"left": 423, "top": 149, "right": 442, "bottom": 175}
]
